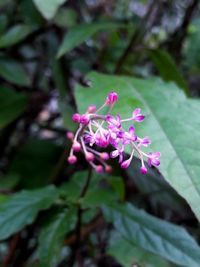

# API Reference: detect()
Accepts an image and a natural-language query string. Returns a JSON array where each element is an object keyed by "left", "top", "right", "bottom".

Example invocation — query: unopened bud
[
  {"left": 72, "top": 113, "right": 81, "bottom": 123},
  {"left": 80, "top": 115, "right": 90, "bottom": 125},
  {"left": 72, "top": 142, "right": 81, "bottom": 152},
  {"left": 85, "top": 152, "right": 94, "bottom": 161},
  {"left": 95, "top": 165, "right": 104, "bottom": 173},
  {"left": 87, "top": 105, "right": 96, "bottom": 113},
  {"left": 66, "top": 132, "right": 74, "bottom": 140},
  {"left": 100, "top": 152, "right": 109, "bottom": 160},
  {"left": 67, "top": 155, "right": 77, "bottom": 164}
]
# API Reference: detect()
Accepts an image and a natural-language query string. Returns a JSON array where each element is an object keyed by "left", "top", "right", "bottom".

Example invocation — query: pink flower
[
  {"left": 148, "top": 152, "right": 161, "bottom": 167},
  {"left": 138, "top": 136, "right": 151, "bottom": 147},
  {"left": 132, "top": 108, "right": 145, "bottom": 122},
  {"left": 68, "top": 92, "right": 161, "bottom": 174},
  {"left": 121, "top": 126, "right": 137, "bottom": 145},
  {"left": 106, "top": 114, "right": 121, "bottom": 129}
]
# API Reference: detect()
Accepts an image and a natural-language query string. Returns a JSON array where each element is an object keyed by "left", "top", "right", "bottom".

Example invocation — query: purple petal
[
  {"left": 128, "top": 126, "right": 135, "bottom": 135},
  {"left": 132, "top": 108, "right": 141, "bottom": 117},
  {"left": 110, "top": 150, "right": 119, "bottom": 158},
  {"left": 134, "top": 115, "right": 145, "bottom": 122}
]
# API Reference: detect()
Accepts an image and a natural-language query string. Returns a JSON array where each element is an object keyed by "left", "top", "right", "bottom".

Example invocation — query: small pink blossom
[
  {"left": 68, "top": 91, "right": 160, "bottom": 174},
  {"left": 132, "top": 108, "right": 145, "bottom": 122}
]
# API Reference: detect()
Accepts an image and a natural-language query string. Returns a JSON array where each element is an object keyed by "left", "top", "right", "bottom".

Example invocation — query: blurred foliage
[{"left": 0, "top": 0, "right": 200, "bottom": 267}]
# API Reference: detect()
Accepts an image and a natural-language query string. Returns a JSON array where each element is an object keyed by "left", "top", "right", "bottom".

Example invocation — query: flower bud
[
  {"left": 67, "top": 155, "right": 77, "bottom": 164},
  {"left": 72, "top": 113, "right": 81, "bottom": 123},
  {"left": 140, "top": 166, "right": 147, "bottom": 174},
  {"left": 85, "top": 152, "right": 94, "bottom": 161},
  {"left": 66, "top": 132, "right": 74, "bottom": 140},
  {"left": 72, "top": 142, "right": 81, "bottom": 152},
  {"left": 105, "top": 165, "right": 112, "bottom": 173},
  {"left": 80, "top": 114, "right": 90, "bottom": 125},
  {"left": 100, "top": 152, "right": 109, "bottom": 160},
  {"left": 121, "top": 159, "right": 131, "bottom": 169},
  {"left": 87, "top": 105, "right": 96, "bottom": 113},
  {"left": 106, "top": 91, "right": 118, "bottom": 105},
  {"left": 95, "top": 165, "right": 104, "bottom": 173}
]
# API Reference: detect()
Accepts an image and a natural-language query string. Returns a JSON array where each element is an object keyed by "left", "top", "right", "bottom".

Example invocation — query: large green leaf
[
  {"left": 108, "top": 232, "right": 173, "bottom": 267},
  {"left": 103, "top": 203, "right": 200, "bottom": 266},
  {"left": 0, "top": 87, "right": 27, "bottom": 129},
  {"left": 57, "top": 22, "right": 129, "bottom": 58},
  {"left": 148, "top": 49, "right": 189, "bottom": 95},
  {"left": 38, "top": 209, "right": 75, "bottom": 267},
  {"left": 0, "top": 186, "right": 59, "bottom": 240},
  {"left": 0, "top": 59, "right": 31, "bottom": 86},
  {"left": 0, "top": 24, "right": 34, "bottom": 48},
  {"left": 75, "top": 72, "right": 200, "bottom": 221},
  {"left": 32, "top": 0, "right": 66, "bottom": 20}
]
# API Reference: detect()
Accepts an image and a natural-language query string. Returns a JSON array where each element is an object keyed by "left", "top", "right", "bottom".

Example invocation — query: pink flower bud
[
  {"left": 121, "top": 159, "right": 131, "bottom": 169},
  {"left": 85, "top": 152, "right": 94, "bottom": 161},
  {"left": 140, "top": 166, "right": 147, "bottom": 174},
  {"left": 87, "top": 105, "right": 96, "bottom": 113},
  {"left": 66, "top": 132, "right": 74, "bottom": 140},
  {"left": 67, "top": 155, "right": 77, "bottom": 164},
  {"left": 72, "top": 113, "right": 81, "bottom": 123},
  {"left": 105, "top": 165, "right": 112, "bottom": 173},
  {"left": 106, "top": 91, "right": 118, "bottom": 105},
  {"left": 72, "top": 142, "right": 81, "bottom": 152},
  {"left": 100, "top": 152, "right": 109, "bottom": 160},
  {"left": 80, "top": 114, "right": 90, "bottom": 125},
  {"left": 95, "top": 165, "right": 104, "bottom": 173}
]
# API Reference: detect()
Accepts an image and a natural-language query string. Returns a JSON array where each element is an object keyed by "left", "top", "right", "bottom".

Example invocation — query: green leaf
[
  {"left": 0, "top": 173, "right": 20, "bottom": 190},
  {"left": 75, "top": 72, "right": 200, "bottom": 221},
  {"left": 9, "top": 139, "right": 62, "bottom": 188},
  {"left": 0, "top": 185, "right": 59, "bottom": 240},
  {"left": 127, "top": 160, "right": 187, "bottom": 212},
  {"left": 0, "top": 59, "right": 31, "bottom": 86},
  {"left": 103, "top": 203, "right": 200, "bottom": 266},
  {"left": 32, "top": 0, "right": 66, "bottom": 20},
  {"left": 60, "top": 171, "right": 121, "bottom": 207},
  {"left": 53, "top": 7, "right": 77, "bottom": 27},
  {"left": 38, "top": 209, "right": 75, "bottom": 267},
  {"left": 148, "top": 49, "right": 189, "bottom": 95},
  {"left": 0, "top": 87, "right": 27, "bottom": 129},
  {"left": 57, "top": 22, "right": 129, "bottom": 58},
  {"left": 108, "top": 232, "right": 173, "bottom": 267},
  {"left": 0, "top": 24, "right": 34, "bottom": 48}
]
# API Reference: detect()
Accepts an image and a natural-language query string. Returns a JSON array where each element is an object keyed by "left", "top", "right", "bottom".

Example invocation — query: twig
[
  {"left": 165, "top": 0, "right": 199, "bottom": 61},
  {"left": 68, "top": 168, "right": 93, "bottom": 266}
]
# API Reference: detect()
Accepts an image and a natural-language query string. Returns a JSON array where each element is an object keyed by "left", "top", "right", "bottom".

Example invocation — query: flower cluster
[{"left": 67, "top": 92, "right": 161, "bottom": 174}]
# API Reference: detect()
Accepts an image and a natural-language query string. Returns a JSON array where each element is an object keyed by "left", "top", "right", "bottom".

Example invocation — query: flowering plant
[{"left": 67, "top": 91, "right": 161, "bottom": 174}]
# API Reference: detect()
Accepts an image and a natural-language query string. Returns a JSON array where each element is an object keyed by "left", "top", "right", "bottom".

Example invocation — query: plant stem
[{"left": 68, "top": 168, "right": 93, "bottom": 266}]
